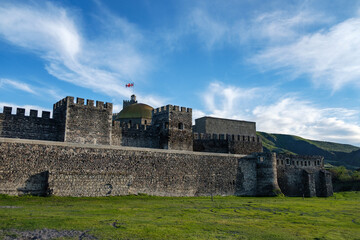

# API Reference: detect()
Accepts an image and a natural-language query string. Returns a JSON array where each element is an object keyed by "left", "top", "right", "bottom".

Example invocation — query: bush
[{"left": 328, "top": 166, "right": 360, "bottom": 182}]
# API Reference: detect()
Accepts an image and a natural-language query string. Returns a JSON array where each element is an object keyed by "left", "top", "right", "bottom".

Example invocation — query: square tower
[
  {"left": 152, "top": 105, "right": 193, "bottom": 151},
  {"left": 53, "top": 96, "right": 113, "bottom": 145}
]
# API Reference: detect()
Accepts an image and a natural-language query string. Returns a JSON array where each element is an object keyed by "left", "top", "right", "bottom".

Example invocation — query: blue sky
[{"left": 1, "top": 0, "right": 360, "bottom": 146}]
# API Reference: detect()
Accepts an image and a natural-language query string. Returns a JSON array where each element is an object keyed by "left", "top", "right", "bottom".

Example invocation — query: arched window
[
  {"left": 144, "top": 120, "right": 147, "bottom": 125},
  {"left": 178, "top": 122, "right": 184, "bottom": 130}
]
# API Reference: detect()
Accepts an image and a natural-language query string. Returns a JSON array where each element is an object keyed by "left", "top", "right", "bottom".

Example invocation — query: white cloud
[
  {"left": 0, "top": 2, "right": 80, "bottom": 60},
  {"left": 252, "top": 17, "right": 360, "bottom": 90},
  {"left": 253, "top": 98, "right": 360, "bottom": 145},
  {"left": 136, "top": 95, "right": 167, "bottom": 109},
  {"left": 201, "top": 81, "right": 272, "bottom": 120},
  {"left": 250, "top": 10, "right": 330, "bottom": 42},
  {"left": 192, "top": 109, "right": 206, "bottom": 124},
  {"left": 170, "top": 6, "right": 327, "bottom": 51},
  {"left": 0, "top": 78, "right": 64, "bottom": 101},
  {"left": 112, "top": 104, "right": 122, "bottom": 113},
  {"left": 188, "top": 9, "right": 230, "bottom": 49},
  {"left": 199, "top": 82, "right": 360, "bottom": 146},
  {"left": 0, "top": 78, "right": 36, "bottom": 94},
  {"left": 0, "top": 2, "right": 155, "bottom": 101}
]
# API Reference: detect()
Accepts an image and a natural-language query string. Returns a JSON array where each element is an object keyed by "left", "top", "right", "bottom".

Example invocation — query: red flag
[{"left": 125, "top": 83, "right": 134, "bottom": 88}]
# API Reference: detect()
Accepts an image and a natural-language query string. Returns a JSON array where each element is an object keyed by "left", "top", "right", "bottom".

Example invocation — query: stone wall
[
  {"left": 0, "top": 137, "right": 269, "bottom": 197},
  {"left": 152, "top": 105, "right": 193, "bottom": 151},
  {"left": 54, "top": 97, "right": 113, "bottom": 145},
  {"left": 118, "top": 124, "right": 160, "bottom": 149},
  {"left": 194, "top": 117, "right": 257, "bottom": 136},
  {"left": 193, "top": 133, "right": 263, "bottom": 154},
  {"left": 0, "top": 107, "right": 59, "bottom": 141},
  {"left": 256, "top": 152, "right": 281, "bottom": 196},
  {"left": 276, "top": 154, "right": 333, "bottom": 197}
]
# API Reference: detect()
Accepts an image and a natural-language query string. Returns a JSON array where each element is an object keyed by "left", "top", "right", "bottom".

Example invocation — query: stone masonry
[
  {"left": 276, "top": 154, "right": 333, "bottom": 197},
  {"left": 0, "top": 138, "right": 279, "bottom": 197},
  {"left": 0, "top": 96, "right": 333, "bottom": 197}
]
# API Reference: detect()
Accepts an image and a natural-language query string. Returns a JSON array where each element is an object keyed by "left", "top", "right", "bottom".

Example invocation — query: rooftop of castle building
[{"left": 116, "top": 103, "right": 153, "bottom": 119}]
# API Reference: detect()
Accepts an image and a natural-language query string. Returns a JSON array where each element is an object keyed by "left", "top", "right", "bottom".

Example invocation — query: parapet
[
  {"left": 53, "top": 96, "right": 74, "bottom": 109},
  {"left": 152, "top": 104, "right": 192, "bottom": 114},
  {"left": 53, "top": 96, "right": 113, "bottom": 111},
  {"left": 1, "top": 106, "right": 52, "bottom": 119},
  {"left": 193, "top": 133, "right": 261, "bottom": 142},
  {"left": 112, "top": 120, "right": 151, "bottom": 131},
  {"left": 276, "top": 154, "right": 324, "bottom": 168}
]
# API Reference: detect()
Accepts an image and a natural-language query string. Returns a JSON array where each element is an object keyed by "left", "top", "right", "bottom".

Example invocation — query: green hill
[{"left": 257, "top": 132, "right": 360, "bottom": 169}]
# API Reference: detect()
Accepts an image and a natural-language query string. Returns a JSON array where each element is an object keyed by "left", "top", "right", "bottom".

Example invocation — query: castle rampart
[
  {"left": 0, "top": 96, "right": 333, "bottom": 198},
  {"left": 0, "top": 137, "right": 269, "bottom": 197},
  {"left": 152, "top": 104, "right": 193, "bottom": 151},
  {"left": 0, "top": 106, "right": 59, "bottom": 141},
  {"left": 276, "top": 154, "right": 333, "bottom": 197},
  {"left": 193, "top": 133, "right": 263, "bottom": 154},
  {"left": 111, "top": 121, "right": 160, "bottom": 149},
  {"left": 256, "top": 152, "right": 281, "bottom": 196},
  {"left": 52, "top": 96, "right": 113, "bottom": 145}
]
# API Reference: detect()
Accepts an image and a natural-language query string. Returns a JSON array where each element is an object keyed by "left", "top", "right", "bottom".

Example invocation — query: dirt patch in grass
[{"left": 0, "top": 229, "right": 97, "bottom": 240}]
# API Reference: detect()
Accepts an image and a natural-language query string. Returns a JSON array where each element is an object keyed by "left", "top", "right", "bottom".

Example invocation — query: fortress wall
[
  {"left": 0, "top": 107, "right": 59, "bottom": 141},
  {"left": 193, "top": 134, "right": 262, "bottom": 154},
  {"left": 167, "top": 107, "right": 193, "bottom": 151},
  {"left": 120, "top": 127, "right": 159, "bottom": 149},
  {"left": 61, "top": 97, "right": 113, "bottom": 145},
  {"left": 111, "top": 121, "right": 160, "bottom": 148},
  {"left": 276, "top": 154, "right": 332, "bottom": 197},
  {"left": 111, "top": 121, "right": 122, "bottom": 146},
  {"left": 229, "top": 140, "right": 263, "bottom": 155},
  {"left": 276, "top": 154, "right": 324, "bottom": 168},
  {"left": 0, "top": 138, "right": 259, "bottom": 197},
  {"left": 194, "top": 117, "right": 256, "bottom": 136},
  {"left": 53, "top": 97, "right": 71, "bottom": 142},
  {"left": 256, "top": 153, "right": 281, "bottom": 196},
  {"left": 152, "top": 105, "right": 193, "bottom": 151}
]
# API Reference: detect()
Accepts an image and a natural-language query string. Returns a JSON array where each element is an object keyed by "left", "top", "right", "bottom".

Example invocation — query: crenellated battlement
[
  {"left": 112, "top": 121, "right": 146, "bottom": 130},
  {"left": 276, "top": 154, "right": 324, "bottom": 168},
  {"left": 193, "top": 132, "right": 261, "bottom": 142},
  {"left": 0, "top": 105, "right": 58, "bottom": 141},
  {"left": 53, "top": 96, "right": 73, "bottom": 109},
  {"left": 152, "top": 104, "right": 192, "bottom": 114},
  {"left": 53, "top": 96, "right": 112, "bottom": 110},
  {"left": 1, "top": 106, "right": 52, "bottom": 119}
]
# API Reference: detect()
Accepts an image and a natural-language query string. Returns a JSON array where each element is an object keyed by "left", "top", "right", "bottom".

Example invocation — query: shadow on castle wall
[{"left": 17, "top": 171, "right": 50, "bottom": 196}]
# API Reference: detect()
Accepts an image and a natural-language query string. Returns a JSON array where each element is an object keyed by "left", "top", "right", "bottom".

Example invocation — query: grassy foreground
[{"left": 0, "top": 192, "right": 359, "bottom": 240}]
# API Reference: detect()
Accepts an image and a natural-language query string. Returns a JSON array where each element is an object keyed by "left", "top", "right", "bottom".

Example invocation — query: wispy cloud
[
  {"left": 250, "top": 10, "right": 330, "bottom": 43},
  {"left": 253, "top": 98, "right": 360, "bottom": 145},
  {"left": 0, "top": 1, "right": 156, "bottom": 102},
  {"left": 188, "top": 9, "right": 230, "bottom": 49},
  {"left": 0, "top": 78, "right": 64, "bottom": 101},
  {"left": 200, "top": 81, "right": 274, "bottom": 120},
  {"left": 0, "top": 78, "right": 36, "bottom": 94},
  {"left": 166, "top": 3, "right": 326, "bottom": 51},
  {"left": 199, "top": 82, "right": 360, "bottom": 146},
  {"left": 252, "top": 17, "right": 360, "bottom": 90}
]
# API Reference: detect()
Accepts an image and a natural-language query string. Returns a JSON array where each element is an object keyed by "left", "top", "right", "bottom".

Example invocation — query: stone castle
[{"left": 0, "top": 95, "right": 333, "bottom": 197}]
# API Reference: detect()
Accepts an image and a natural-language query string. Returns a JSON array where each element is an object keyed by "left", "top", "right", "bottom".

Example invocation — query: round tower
[{"left": 256, "top": 152, "right": 282, "bottom": 196}]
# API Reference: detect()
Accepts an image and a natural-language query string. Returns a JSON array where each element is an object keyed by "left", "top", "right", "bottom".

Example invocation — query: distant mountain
[{"left": 257, "top": 132, "right": 360, "bottom": 170}]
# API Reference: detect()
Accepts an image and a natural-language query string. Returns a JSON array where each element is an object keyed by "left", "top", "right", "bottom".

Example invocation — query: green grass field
[{"left": 0, "top": 192, "right": 359, "bottom": 240}]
